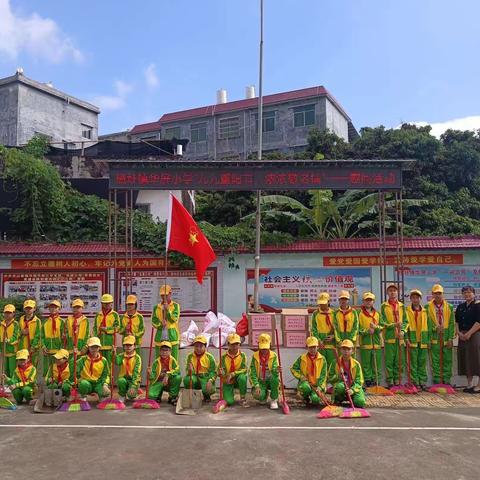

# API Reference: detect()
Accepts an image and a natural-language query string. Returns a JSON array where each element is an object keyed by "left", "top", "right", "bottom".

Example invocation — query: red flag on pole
[{"left": 166, "top": 194, "right": 216, "bottom": 284}]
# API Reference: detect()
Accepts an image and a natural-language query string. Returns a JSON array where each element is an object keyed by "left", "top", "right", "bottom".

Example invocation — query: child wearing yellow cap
[
  {"left": 333, "top": 290, "right": 359, "bottom": 349},
  {"left": 65, "top": 299, "right": 90, "bottom": 372},
  {"left": 328, "top": 340, "right": 366, "bottom": 407},
  {"left": 311, "top": 292, "right": 336, "bottom": 371},
  {"left": 2, "top": 349, "right": 37, "bottom": 405},
  {"left": 42, "top": 299, "right": 65, "bottom": 375},
  {"left": 116, "top": 335, "right": 142, "bottom": 403},
  {"left": 291, "top": 336, "right": 327, "bottom": 405},
  {"left": 77, "top": 337, "right": 110, "bottom": 401},
  {"left": 19, "top": 299, "right": 41, "bottom": 366},
  {"left": 0, "top": 304, "right": 20, "bottom": 378},
  {"left": 148, "top": 341, "right": 182, "bottom": 405},
  {"left": 219, "top": 333, "right": 248, "bottom": 407},
  {"left": 45, "top": 349, "right": 72, "bottom": 399},
  {"left": 249, "top": 333, "right": 279, "bottom": 409},
  {"left": 93, "top": 294, "right": 120, "bottom": 365},
  {"left": 120, "top": 295, "right": 145, "bottom": 354},
  {"left": 358, "top": 292, "right": 383, "bottom": 387},
  {"left": 183, "top": 335, "right": 217, "bottom": 402},
  {"left": 152, "top": 284, "right": 180, "bottom": 362}
]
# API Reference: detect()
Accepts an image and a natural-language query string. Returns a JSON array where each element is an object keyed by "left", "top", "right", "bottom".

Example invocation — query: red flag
[{"left": 166, "top": 194, "right": 216, "bottom": 284}]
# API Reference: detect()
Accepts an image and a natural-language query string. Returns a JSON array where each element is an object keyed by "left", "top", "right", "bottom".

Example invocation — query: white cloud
[
  {"left": 144, "top": 63, "right": 159, "bottom": 89},
  {"left": 0, "top": 0, "right": 83, "bottom": 63},
  {"left": 407, "top": 116, "right": 480, "bottom": 138},
  {"left": 92, "top": 80, "right": 134, "bottom": 111},
  {"left": 114, "top": 79, "right": 133, "bottom": 97}
]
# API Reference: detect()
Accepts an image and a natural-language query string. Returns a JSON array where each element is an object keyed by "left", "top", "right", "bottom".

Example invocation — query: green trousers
[
  {"left": 117, "top": 377, "right": 139, "bottom": 399},
  {"left": 47, "top": 381, "right": 72, "bottom": 398},
  {"left": 360, "top": 348, "right": 383, "bottom": 383},
  {"left": 384, "top": 343, "right": 406, "bottom": 384},
  {"left": 156, "top": 344, "right": 179, "bottom": 363},
  {"left": 297, "top": 381, "right": 322, "bottom": 405},
  {"left": 252, "top": 376, "right": 279, "bottom": 402},
  {"left": 78, "top": 379, "right": 107, "bottom": 398},
  {"left": 3, "top": 356, "right": 16, "bottom": 378},
  {"left": 430, "top": 344, "right": 453, "bottom": 384},
  {"left": 182, "top": 374, "right": 216, "bottom": 399},
  {"left": 148, "top": 374, "right": 182, "bottom": 400},
  {"left": 408, "top": 346, "right": 428, "bottom": 385},
  {"left": 334, "top": 382, "right": 366, "bottom": 407},
  {"left": 222, "top": 374, "right": 248, "bottom": 406},
  {"left": 12, "top": 386, "right": 33, "bottom": 404},
  {"left": 319, "top": 349, "right": 336, "bottom": 372}
]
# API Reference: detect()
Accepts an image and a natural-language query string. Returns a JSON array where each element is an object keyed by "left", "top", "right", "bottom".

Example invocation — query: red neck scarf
[
  {"left": 340, "top": 308, "right": 351, "bottom": 332},
  {"left": 49, "top": 314, "right": 58, "bottom": 334},
  {"left": 308, "top": 353, "right": 317, "bottom": 377},
  {"left": 88, "top": 353, "right": 102, "bottom": 376},
  {"left": 321, "top": 310, "right": 333, "bottom": 330},
  {"left": 124, "top": 353, "right": 135, "bottom": 376},
  {"left": 228, "top": 352, "right": 239, "bottom": 373},
  {"left": 259, "top": 351, "right": 270, "bottom": 380},
  {"left": 341, "top": 357, "right": 351, "bottom": 387},
  {"left": 18, "top": 361, "right": 31, "bottom": 384},
  {"left": 160, "top": 356, "right": 170, "bottom": 373},
  {"left": 100, "top": 309, "right": 112, "bottom": 328},
  {"left": 126, "top": 312, "right": 136, "bottom": 334},
  {"left": 388, "top": 300, "right": 399, "bottom": 328},
  {"left": 194, "top": 353, "right": 203, "bottom": 374},
  {"left": 56, "top": 362, "right": 68, "bottom": 383},
  {"left": 361, "top": 306, "right": 377, "bottom": 322},
  {"left": 434, "top": 302, "right": 444, "bottom": 326}
]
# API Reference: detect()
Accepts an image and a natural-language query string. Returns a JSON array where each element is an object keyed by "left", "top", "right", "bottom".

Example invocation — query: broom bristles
[
  {"left": 59, "top": 399, "right": 91, "bottom": 412},
  {"left": 366, "top": 386, "right": 394, "bottom": 396},
  {"left": 0, "top": 396, "right": 16, "bottom": 410},
  {"left": 428, "top": 384, "right": 455, "bottom": 394},
  {"left": 317, "top": 405, "right": 343, "bottom": 418},
  {"left": 132, "top": 399, "right": 160, "bottom": 409},
  {"left": 340, "top": 407, "right": 370, "bottom": 418},
  {"left": 97, "top": 399, "right": 126, "bottom": 410}
]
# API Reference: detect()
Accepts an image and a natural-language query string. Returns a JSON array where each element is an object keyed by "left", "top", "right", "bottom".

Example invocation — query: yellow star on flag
[{"left": 189, "top": 230, "right": 199, "bottom": 246}]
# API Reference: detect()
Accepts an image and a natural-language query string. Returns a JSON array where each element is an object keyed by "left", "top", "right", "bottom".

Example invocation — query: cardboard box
[
  {"left": 248, "top": 329, "right": 278, "bottom": 347},
  {"left": 283, "top": 331, "right": 308, "bottom": 348},
  {"left": 248, "top": 313, "right": 276, "bottom": 331},
  {"left": 281, "top": 314, "right": 309, "bottom": 331}
]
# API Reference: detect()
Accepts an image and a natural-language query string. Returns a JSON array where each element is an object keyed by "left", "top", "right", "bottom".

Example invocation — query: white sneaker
[
  {"left": 80, "top": 396, "right": 87, "bottom": 402},
  {"left": 270, "top": 400, "right": 279, "bottom": 410},
  {"left": 119, "top": 396, "right": 126, "bottom": 403}
]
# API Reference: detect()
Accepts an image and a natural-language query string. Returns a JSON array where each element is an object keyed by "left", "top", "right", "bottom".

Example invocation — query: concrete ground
[{"left": 1, "top": 392, "right": 480, "bottom": 480}]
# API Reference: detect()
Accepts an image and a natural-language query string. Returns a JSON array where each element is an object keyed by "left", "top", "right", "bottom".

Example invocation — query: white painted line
[{"left": 1, "top": 424, "right": 480, "bottom": 431}]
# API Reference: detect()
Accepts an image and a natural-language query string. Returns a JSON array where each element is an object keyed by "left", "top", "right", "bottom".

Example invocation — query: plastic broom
[
  {"left": 365, "top": 336, "right": 393, "bottom": 396},
  {"left": 275, "top": 329, "right": 290, "bottom": 415},
  {"left": 317, "top": 390, "right": 344, "bottom": 419},
  {"left": 213, "top": 327, "right": 227, "bottom": 413},
  {"left": 429, "top": 327, "right": 455, "bottom": 394}
]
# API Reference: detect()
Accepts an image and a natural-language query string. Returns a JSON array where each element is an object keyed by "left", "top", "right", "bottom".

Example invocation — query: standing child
[
  {"left": 0, "top": 304, "right": 20, "bottom": 378},
  {"left": 116, "top": 335, "right": 142, "bottom": 403},
  {"left": 65, "top": 299, "right": 90, "bottom": 372},
  {"left": 311, "top": 292, "right": 336, "bottom": 371},
  {"left": 42, "top": 299, "right": 65, "bottom": 375},
  {"left": 333, "top": 291, "right": 359, "bottom": 350},
  {"left": 93, "top": 294, "right": 120, "bottom": 365},
  {"left": 3, "top": 349, "right": 37, "bottom": 405},
  {"left": 120, "top": 295, "right": 145, "bottom": 354},
  {"left": 18, "top": 299, "right": 41, "bottom": 366},
  {"left": 45, "top": 349, "right": 72, "bottom": 399}
]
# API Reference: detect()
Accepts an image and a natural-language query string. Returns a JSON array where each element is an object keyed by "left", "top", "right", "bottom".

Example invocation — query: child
[
  {"left": 116, "top": 335, "right": 142, "bottom": 403},
  {"left": 0, "top": 304, "right": 19, "bottom": 377},
  {"left": 93, "top": 294, "right": 120, "bottom": 365},
  {"left": 291, "top": 336, "right": 327, "bottom": 405},
  {"left": 249, "top": 333, "right": 279, "bottom": 410},
  {"left": 45, "top": 348, "right": 72, "bottom": 399},
  {"left": 42, "top": 299, "right": 65, "bottom": 375},
  {"left": 183, "top": 335, "right": 217, "bottom": 402},
  {"left": 18, "top": 299, "right": 41, "bottom": 366},
  {"left": 120, "top": 295, "right": 145, "bottom": 353},
  {"left": 406, "top": 289, "right": 429, "bottom": 389},
  {"left": 333, "top": 290, "right": 359, "bottom": 348},
  {"left": 3, "top": 349, "right": 37, "bottom": 405},
  {"left": 219, "top": 333, "right": 248, "bottom": 407},
  {"left": 358, "top": 292, "right": 383, "bottom": 387},
  {"left": 65, "top": 298, "right": 90, "bottom": 372},
  {"left": 148, "top": 341, "right": 182, "bottom": 405},
  {"left": 152, "top": 284, "right": 180, "bottom": 362},
  {"left": 77, "top": 337, "right": 110, "bottom": 401},
  {"left": 311, "top": 292, "right": 336, "bottom": 371},
  {"left": 328, "top": 339, "right": 366, "bottom": 407}
]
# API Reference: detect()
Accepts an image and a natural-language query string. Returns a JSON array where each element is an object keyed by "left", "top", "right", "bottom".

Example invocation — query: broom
[
  {"left": 333, "top": 348, "right": 370, "bottom": 418},
  {"left": 402, "top": 342, "right": 418, "bottom": 394},
  {"left": 133, "top": 322, "right": 160, "bottom": 408},
  {"left": 275, "top": 329, "right": 290, "bottom": 414},
  {"left": 429, "top": 327, "right": 455, "bottom": 394},
  {"left": 98, "top": 330, "right": 125, "bottom": 410},
  {"left": 0, "top": 328, "right": 16, "bottom": 410},
  {"left": 317, "top": 389, "right": 344, "bottom": 418},
  {"left": 213, "top": 327, "right": 227, "bottom": 413},
  {"left": 366, "top": 336, "right": 393, "bottom": 396}
]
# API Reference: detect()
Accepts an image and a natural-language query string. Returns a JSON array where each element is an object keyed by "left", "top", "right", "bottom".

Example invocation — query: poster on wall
[
  {"left": 1, "top": 271, "right": 106, "bottom": 315},
  {"left": 402, "top": 265, "right": 480, "bottom": 306},
  {"left": 117, "top": 269, "right": 215, "bottom": 315},
  {"left": 246, "top": 267, "right": 372, "bottom": 312}
]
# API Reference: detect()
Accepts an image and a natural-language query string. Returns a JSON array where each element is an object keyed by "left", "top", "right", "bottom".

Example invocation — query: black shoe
[
  {"left": 168, "top": 397, "right": 178, "bottom": 406},
  {"left": 472, "top": 389, "right": 480, "bottom": 394},
  {"left": 203, "top": 396, "right": 211, "bottom": 403},
  {"left": 463, "top": 387, "right": 474, "bottom": 393}
]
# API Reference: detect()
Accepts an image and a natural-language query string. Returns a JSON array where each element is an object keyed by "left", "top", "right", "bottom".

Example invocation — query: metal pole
[
  {"left": 253, "top": 0, "right": 264, "bottom": 312},
  {"left": 125, "top": 190, "right": 129, "bottom": 295},
  {"left": 114, "top": 189, "right": 118, "bottom": 309},
  {"left": 130, "top": 190, "right": 134, "bottom": 293},
  {"left": 399, "top": 189, "right": 405, "bottom": 300}
]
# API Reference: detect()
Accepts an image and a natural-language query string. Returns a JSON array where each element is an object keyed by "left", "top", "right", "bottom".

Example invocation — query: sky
[{"left": 0, "top": 0, "right": 479, "bottom": 136}]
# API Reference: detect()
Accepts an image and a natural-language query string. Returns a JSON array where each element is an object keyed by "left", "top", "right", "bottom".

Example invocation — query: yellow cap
[
  {"left": 126, "top": 294, "right": 137, "bottom": 304},
  {"left": 71, "top": 298, "right": 84, "bottom": 308},
  {"left": 23, "top": 299, "right": 36, "bottom": 309},
  {"left": 159, "top": 284, "right": 172, "bottom": 295},
  {"left": 258, "top": 333, "right": 271, "bottom": 349},
  {"left": 193, "top": 335, "right": 207, "bottom": 345},
  {"left": 317, "top": 292, "right": 330, "bottom": 305},
  {"left": 87, "top": 336, "right": 102, "bottom": 348},
  {"left": 159, "top": 340, "right": 172, "bottom": 349},
  {"left": 53, "top": 349, "right": 69, "bottom": 360},
  {"left": 101, "top": 294, "right": 114, "bottom": 303},
  {"left": 386, "top": 283, "right": 398, "bottom": 291},
  {"left": 306, "top": 336, "right": 319, "bottom": 347},
  {"left": 339, "top": 290, "right": 351, "bottom": 300},
  {"left": 410, "top": 289, "right": 422, "bottom": 297},
  {"left": 49, "top": 299, "right": 61, "bottom": 308},
  {"left": 16, "top": 349, "right": 29, "bottom": 360},
  {"left": 3, "top": 304, "right": 15, "bottom": 313},
  {"left": 432, "top": 284, "right": 444, "bottom": 294},
  {"left": 227, "top": 333, "right": 241, "bottom": 344},
  {"left": 363, "top": 292, "right": 375, "bottom": 301},
  {"left": 123, "top": 335, "right": 136, "bottom": 345},
  {"left": 340, "top": 339, "right": 354, "bottom": 349}
]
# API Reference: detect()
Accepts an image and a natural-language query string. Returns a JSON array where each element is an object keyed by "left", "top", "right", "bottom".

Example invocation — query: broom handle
[
  {"left": 333, "top": 347, "right": 355, "bottom": 410},
  {"left": 371, "top": 334, "right": 380, "bottom": 387},
  {"left": 406, "top": 342, "right": 412, "bottom": 385},
  {"left": 1, "top": 326, "right": 6, "bottom": 388},
  {"left": 145, "top": 321, "right": 155, "bottom": 397},
  {"left": 439, "top": 328, "right": 443, "bottom": 384},
  {"left": 274, "top": 329, "right": 287, "bottom": 406},
  {"left": 218, "top": 327, "right": 223, "bottom": 400}
]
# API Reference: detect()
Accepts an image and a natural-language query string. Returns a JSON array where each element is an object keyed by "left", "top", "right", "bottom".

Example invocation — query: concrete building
[
  {"left": 0, "top": 70, "right": 99, "bottom": 147},
  {"left": 129, "top": 85, "right": 357, "bottom": 160}
]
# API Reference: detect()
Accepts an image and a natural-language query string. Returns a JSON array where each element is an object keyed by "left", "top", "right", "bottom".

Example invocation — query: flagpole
[{"left": 253, "top": 0, "right": 264, "bottom": 312}]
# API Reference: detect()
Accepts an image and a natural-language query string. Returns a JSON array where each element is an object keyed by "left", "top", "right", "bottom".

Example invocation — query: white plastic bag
[
  {"left": 180, "top": 320, "right": 199, "bottom": 347},
  {"left": 202, "top": 311, "right": 220, "bottom": 333},
  {"left": 218, "top": 312, "right": 235, "bottom": 329},
  {"left": 211, "top": 330, "right": 228, "bottom": 348}
]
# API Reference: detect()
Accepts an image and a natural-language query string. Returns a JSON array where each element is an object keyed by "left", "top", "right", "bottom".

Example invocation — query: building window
[
  {"left": 191, "top": 122, "right": 207, "bottom": 142},
  {"left": 218, "top": 117, "right": 240, "bottom": 139},
  {"left": 293, "top": 104, "right": 315, "bottom": 127},
  {"left": 164, "top": 127, "right": 181, "bottom": 140},
  {"left": 81, "top": 124, "right": 93, "bottom": 139},
  {"left": 254, "top": 111, "right": 276, "bottom": 133}
]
